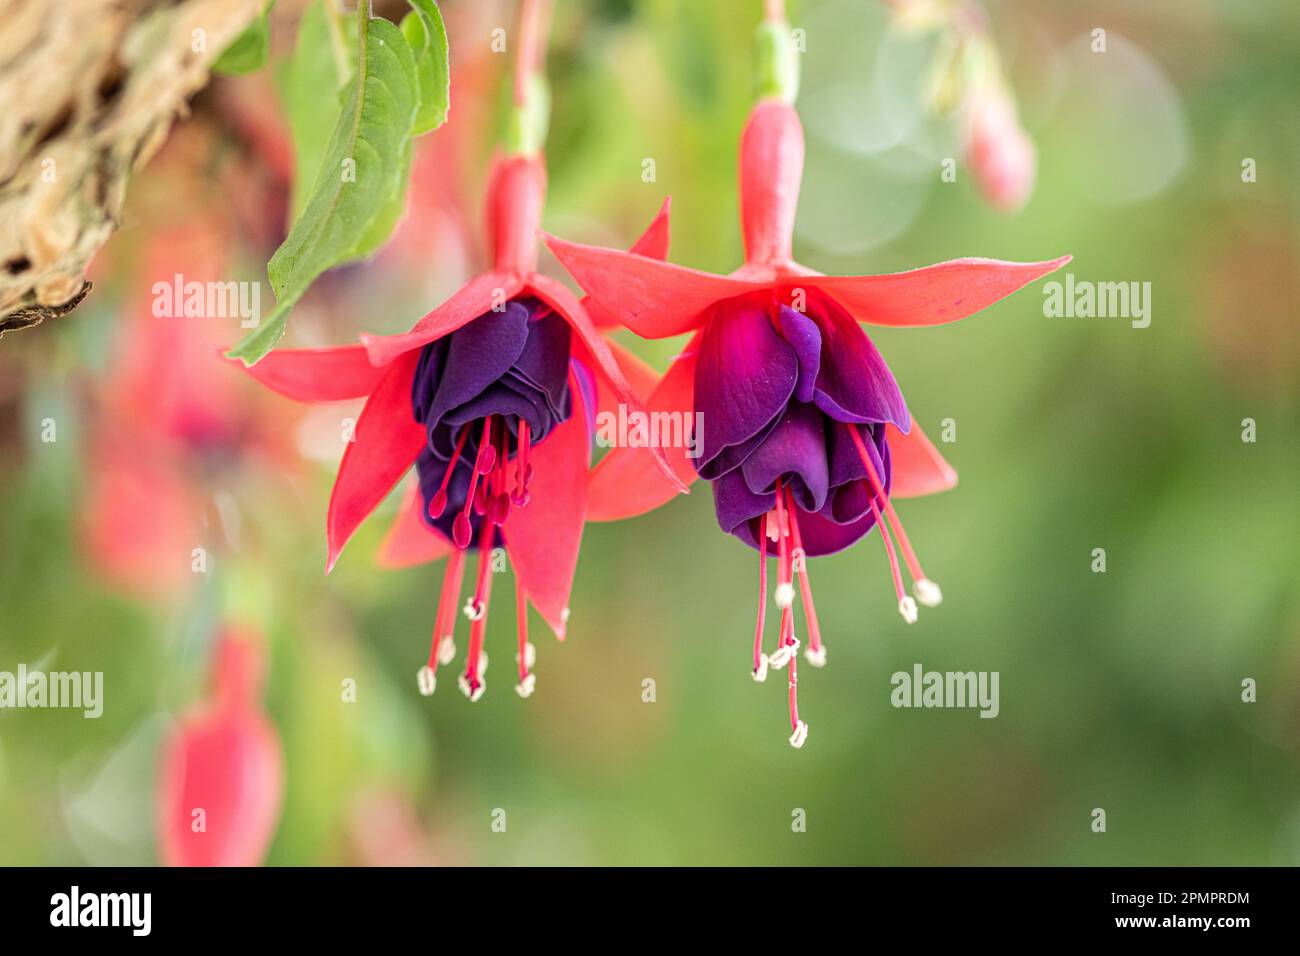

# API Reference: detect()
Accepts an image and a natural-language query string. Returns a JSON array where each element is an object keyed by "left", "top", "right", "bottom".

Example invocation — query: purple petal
[
  {"left": 712, "top": 468, "right": 775, "bottom": 547},
  {"left": 827, "top": 423, "right": 892, "bottom": 523},
  {"left": 507, "top": 304, "right": 571, "bottom": 419},
  {"left": 778, "top": 306, "right": 822, "bottom": 403},
  {"left": 740, "top": 401, "right": 829, "bottom": 513},
  {"left": 792, "top": 505, "right": 879, "bottom": 556},
  {"left": 811, "top": 294, "right": 910, "bottom": 431},
  {"left": 694, "top": 298, "right": 798, "bottom": 473},
  {"left": 426, "top": 302, "right": 531, "bottom": 425}
]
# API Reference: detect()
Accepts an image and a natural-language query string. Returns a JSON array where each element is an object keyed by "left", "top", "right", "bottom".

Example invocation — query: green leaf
[
  {"left": 229, "top": 15, "right": 419, "bottom": 364},
  {"left": 213, "top": 1, "right": 275, "bottom": 75},
  {"left": 401, "top": 0, "right": 450, "bottom": 135},
  {"left": 279, "top": 2, "right": 351, "bottom": 222}
]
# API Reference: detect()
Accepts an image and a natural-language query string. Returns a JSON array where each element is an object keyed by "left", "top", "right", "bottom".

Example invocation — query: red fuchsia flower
[
  {"left": 544, "top": 9, "right": 1068, "bottom": 748},
  {"left": 238, "top": 8, "right": 682, "bottom": 702},
  {"left": 157, "top": 627, "right": 284, "bottom": 866}
]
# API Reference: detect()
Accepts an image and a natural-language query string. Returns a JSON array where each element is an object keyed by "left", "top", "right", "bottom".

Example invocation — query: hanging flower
[
  {"left": 543, "top": 9, "right": 1068, "bottom": 747},
  {"left": 239, "top": 74, "right": 681, "bottom": 703},
  {"left": 157, "top": 628, "right": 284, "bottom": 866}
]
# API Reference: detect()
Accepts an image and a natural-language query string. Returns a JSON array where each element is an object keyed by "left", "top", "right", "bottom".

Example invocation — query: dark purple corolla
[
  {"left": 697, "top": 295, "right": 907, "bottom": 557},
  {"left": 412, "top": 298, "right": 578, "bottom": 549}
]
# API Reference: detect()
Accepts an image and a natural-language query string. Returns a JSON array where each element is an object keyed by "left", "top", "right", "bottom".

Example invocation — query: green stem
[{"left": 323, "top": 0, "right": 353, "bottom": 88}]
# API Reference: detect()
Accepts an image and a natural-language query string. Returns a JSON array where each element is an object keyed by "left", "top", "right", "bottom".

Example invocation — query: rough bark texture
[{"left": 0, "top": 0, "right": 262, "bottom": 337}]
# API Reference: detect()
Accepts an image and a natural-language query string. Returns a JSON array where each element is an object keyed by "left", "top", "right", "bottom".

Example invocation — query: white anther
[
  {"left": 774, "top": 582, "right": 795, "bottom": 609},
  {"left": 789, "top": 720, "right": 809, "bottom": 749},
  {"left": 463, "top": 598, "right": 486, "bottom": 622},
  {"left": 898, "top": 596, "right": 918, "bottom": 624},
  {"left": 416, "top": 666, "right": 437, "bottom": 697},
  {"left": 804, "top": 644, "right": 827, "bottom": 668},
  {"left": 768, "top": 637, "right": 800, "bottom": 669},
  {"left": 516, "top": 641, "right": 536, "bottom": 669},
  {"left": 458, "top": 673, "right": 485, "bottom": 702},
  {"left": 515, "top": 673, "right": 537, "bottom": 698},
  {"left": 914, "top": 578, "right": 943, "bottom": 607},
  {"left": 752, "top": 653, "right": 770, "bottom": 682},
  {"left": 436, "top": 635, "right": 456, "bottom": 665}
]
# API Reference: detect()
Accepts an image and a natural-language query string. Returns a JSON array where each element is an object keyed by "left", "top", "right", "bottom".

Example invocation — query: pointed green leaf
[
  {"left": 229, "top": 15, "right": 419, "bottom": 364},
  {"left": 280, "top": 2, "right": 352, "bottom": 223},
  {"left": 401, "top": 0, "right": 450, "bottom": 135}
]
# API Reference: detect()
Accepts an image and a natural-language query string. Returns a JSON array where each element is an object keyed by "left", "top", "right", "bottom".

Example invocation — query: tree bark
[{"left": 0, "top": 0, "right": 262, "bottom": 337}]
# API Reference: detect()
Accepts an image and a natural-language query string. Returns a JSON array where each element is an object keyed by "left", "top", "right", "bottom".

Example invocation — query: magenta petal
[
  {"left": 740, "top": 401, "right": 828, "bottom": 513},
  {"left": 425, "top": 302, "right": 531, "bottom": 425},
  {"left": 712, "top": 468, "right": 774, "bottom": 547},
  {"left": 792, "top": 506, "right": 879, "bottom": 557},
  {"left": 694, "top": 298, "right": 798, "bottom": 471},
  {"left": 777, "top": 306, "right": 822, "bottom": 403},
  {"left": 812, "top": 296, "right": 910, "bottom": 431},
  {"left": 827, "top": 424, "right": 892, "bottom": 522}
]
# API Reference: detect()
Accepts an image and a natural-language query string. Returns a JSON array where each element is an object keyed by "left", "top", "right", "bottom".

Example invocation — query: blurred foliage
[{"left": 0, "top": 0, "right": 1297, "bottom": 865}]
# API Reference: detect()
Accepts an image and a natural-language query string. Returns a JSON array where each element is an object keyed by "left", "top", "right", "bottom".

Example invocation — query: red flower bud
[
  {"left": 965, "top": 91, "right": 1036, "bottom": 213},
  {"left": 156, "top": 629, "right": 283, "bottom": 866}
]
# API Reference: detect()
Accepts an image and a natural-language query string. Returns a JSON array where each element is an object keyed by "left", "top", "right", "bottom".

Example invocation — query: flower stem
[
  {"left": 506, "top": 0, "right": 554, "bottom": 154},
  {"left": 755, "top": 3, "right": 799, "bottom": 103}
]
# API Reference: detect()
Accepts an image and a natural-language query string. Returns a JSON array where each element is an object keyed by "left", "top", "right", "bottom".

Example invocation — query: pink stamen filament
[
  {"left": 754, "top": 513, "right": 768, "bottom": 672},
  {"left": 787, "top": 639, "right": 800, "bottom": 732},
  {"left": 867, "top": 492, "right": 906, "bottom": 604},
  {"left": 784, "top": 486, "right": 823, "bottom": 655},
  {"left": 464, "top": 517, "right": 495, "bottom": 689},
  {"left": 427, "top": 546, "right": 467, "bottom": 671},
  {"left": 429, "top": 425, "right": 470, "bottom": 519},
  {"left": 774, "top": 486, "right": 795, "bottom": 650},
  {"left": 847, "top": 423, "right": 929, "bottom": 586},
  {"left": 516, "top": 577, "right": 530, "bottom": 682},
  {"left": 454, "top": 417, "right": 496, "bottom": 547},
  {"left": 513, "top": 419, "right": 533, "bottom": 505}
]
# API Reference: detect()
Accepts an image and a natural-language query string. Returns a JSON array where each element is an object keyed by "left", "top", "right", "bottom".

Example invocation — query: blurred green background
[{"left": 1, "top": 0, "right": 1297, "bottom": 865}]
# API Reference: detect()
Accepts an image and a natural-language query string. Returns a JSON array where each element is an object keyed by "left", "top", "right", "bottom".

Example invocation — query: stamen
[
  {"left": 461, "top": 517, "right": 495, "bottom": 699},
  {"left": 418, "top": 546, "right": 467, "bottom": 695},
  {"left": 773, "top": 484, "right": 796, "bottom": 653},
  {"left": 846, "top": 425, "right": 918, "bottom": 623},
  {"left": 753, "top": 512, "right": 769, "bottom": 680},
  {"left": 515, "top": 576, "right": 536, "bottom": 699},
  {"left": 429, "top": 426, "right": 470, "bottom": 519},
  {"left": 786, "top": 643, "right": 805, "bottom": 748},
  {"left": 784, "top": 487, "right": 825, "bottom": 667},
  {"left": 867, "top": 493, "right": 912, "bottom": 623},
  {"left": 847, "top": 423, "right": 942, "bottom": 607},
  {"left": 512, "top": 419, "right": 533, "bottom": 506},
  {"left": 417, "top": 666, "right": 436, "bottom": 696},
  {"left": 488, "top": 427, "right": 512, "bottom": 525},
  {"left": 455, "top": 417, "right": 496, "bottom": 548}
]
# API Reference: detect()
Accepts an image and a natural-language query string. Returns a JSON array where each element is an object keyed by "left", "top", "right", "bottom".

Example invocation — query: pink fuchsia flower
[
  {"left": 240, "top": 149, "right": 681, "bottom": 703},
  {"left": 545, "top": 29, "right": 1068, "bottom": 747},
  {"left": 157, "top": 627, "right": 284, "bottom": 866}
]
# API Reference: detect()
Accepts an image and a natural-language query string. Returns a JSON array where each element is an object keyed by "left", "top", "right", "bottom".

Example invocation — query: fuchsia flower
[
  {"left": 240, "top": 151, "right": 681, "bottom": 702},
  {"left": 157, "top": 628, "right": 283, "bottom": 866},
  {"left": 545, "top": 36, "right": 1068, "bottom": 747}
]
